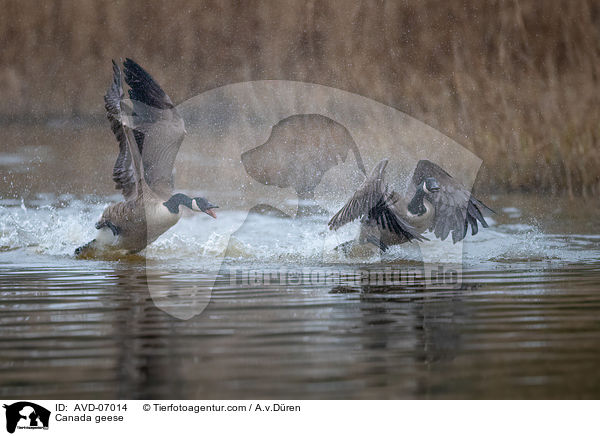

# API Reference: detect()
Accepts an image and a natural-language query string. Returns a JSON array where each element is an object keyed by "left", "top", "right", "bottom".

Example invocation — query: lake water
[{"left": 1, "top": 123, "right": 599, "bottom": 399}]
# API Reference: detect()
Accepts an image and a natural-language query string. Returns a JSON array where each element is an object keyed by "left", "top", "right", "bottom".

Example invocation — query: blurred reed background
[{"left": 0, "top": 0, "right": 598, "bottom": 196}]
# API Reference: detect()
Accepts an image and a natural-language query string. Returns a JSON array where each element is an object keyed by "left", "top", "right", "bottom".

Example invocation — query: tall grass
[{"left": 1, "top": 0, "right": 598, "bottom": 196}]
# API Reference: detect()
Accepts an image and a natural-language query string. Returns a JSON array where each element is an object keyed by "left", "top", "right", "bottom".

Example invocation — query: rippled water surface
[
  {"left": 1, "top": 194, "right": 599, "bottom": 399},
  {"left": 1, "top": 124, "right": 599, "bottom": 399}
]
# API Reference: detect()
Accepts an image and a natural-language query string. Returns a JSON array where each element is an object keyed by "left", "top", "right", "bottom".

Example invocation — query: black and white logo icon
[{"left": 3, "top": 402, "right": 50, "bottom": 434}]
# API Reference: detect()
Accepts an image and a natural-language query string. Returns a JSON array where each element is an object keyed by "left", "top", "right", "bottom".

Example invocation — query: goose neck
[
  {"left": 163, "top": 193, "right": 192, "bottom": 214},
  {"left": 407, "top": 188, "right": 427, "bottom": 216}
]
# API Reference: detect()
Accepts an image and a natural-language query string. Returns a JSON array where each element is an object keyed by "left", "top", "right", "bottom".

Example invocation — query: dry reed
[{"left": 0, "top": 0, "right": 598, "bottom": 196}]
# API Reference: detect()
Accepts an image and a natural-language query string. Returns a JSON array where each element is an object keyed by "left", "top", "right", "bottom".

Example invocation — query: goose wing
[
  {"left": 105, "top": 60, "right": 143, "bottom": 200},
  {"left": 329, "top": 159, "right": 425, "bottom": 242},
  {"left": 412, "top": 160, "right": 493, "bottom": 243},
  {"left": 122, "top": 58, "right": 186, "bottom": 197}
]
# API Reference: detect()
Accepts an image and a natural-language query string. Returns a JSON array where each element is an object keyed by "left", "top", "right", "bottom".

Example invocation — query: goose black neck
[
  {"left": 407, "top": 188, "right": 427, "bottom": 216},
  {"left": 163, "top": 193, "right": 192, "bottom": 214}
]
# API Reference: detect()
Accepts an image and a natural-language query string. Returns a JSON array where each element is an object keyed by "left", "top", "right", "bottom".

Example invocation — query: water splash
[{"left": 0, "top": 196, "right": 597, "bottom": 269}]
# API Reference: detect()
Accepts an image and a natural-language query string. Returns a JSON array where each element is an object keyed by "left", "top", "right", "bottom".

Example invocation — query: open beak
[{"left": 205, "top": 205, "right": 218, "bottom": 219}]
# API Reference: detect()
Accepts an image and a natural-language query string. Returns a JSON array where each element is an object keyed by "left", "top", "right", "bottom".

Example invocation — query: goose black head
[
  {"left": 408, "top": 177, "right": 441, "bottom": 216},
  {"left": 191, "top": 197, "right": 218, "bottom": 218},
  {"left": 163, "top": 194, "right": 218, "bottom": 218},
  {"left": 423, "top": 177, "right": 440, "bottom": 194}
]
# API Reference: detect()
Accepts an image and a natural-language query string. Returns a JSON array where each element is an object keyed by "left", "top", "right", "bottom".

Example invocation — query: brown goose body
[{"left": 94, "top": 190, "right": 182, "bottom": 253}]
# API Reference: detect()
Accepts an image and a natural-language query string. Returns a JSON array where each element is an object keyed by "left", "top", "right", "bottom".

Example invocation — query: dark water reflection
[{"left": 1, "top": 262, "right": 599, "bottom": 399}]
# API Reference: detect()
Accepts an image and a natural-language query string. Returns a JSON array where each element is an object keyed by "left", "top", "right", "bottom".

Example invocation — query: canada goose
[
  {"left": 328, "top": 158, "right": 492, "bottom": 251},
  {"left": 241, "top": 114, "right": 366, "bottom": 216},
  {"left": 75, "top": 59, "right": 217, "bottom": 257}
]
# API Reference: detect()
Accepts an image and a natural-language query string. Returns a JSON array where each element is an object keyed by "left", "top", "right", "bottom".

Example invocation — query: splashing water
[{"left": 0, "top": 195, "right": 597, "bottom": 271}]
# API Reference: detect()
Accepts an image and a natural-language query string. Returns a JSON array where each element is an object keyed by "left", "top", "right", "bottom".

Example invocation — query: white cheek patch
[
  {"left": 423, "top": 182, "right": 432, "bottom": 194},
  {"left": 191, "top": 199, "right": 202, "bottom": 211}
]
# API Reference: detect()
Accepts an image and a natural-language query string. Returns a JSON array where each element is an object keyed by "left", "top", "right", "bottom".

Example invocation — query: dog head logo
[{"left": 3, "top": 402, "right": 50, "bottom": 434}]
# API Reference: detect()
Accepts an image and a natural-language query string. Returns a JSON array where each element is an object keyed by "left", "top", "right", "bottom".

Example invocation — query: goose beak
[
  {"left": 424, "top": 177, "right": 441, "bottom": 193},
  {"left": 205, "top": 205, "right": 218, "bottom": 219}
]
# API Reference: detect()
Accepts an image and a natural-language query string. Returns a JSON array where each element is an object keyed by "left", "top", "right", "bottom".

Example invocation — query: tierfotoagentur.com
[{"left": 223, "top": 266, "right": 462, "bottom": 288}]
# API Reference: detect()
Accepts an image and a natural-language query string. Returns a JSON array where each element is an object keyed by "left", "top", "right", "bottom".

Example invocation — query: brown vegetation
[{"left": 0, "top": 0, "right": 599, "bottom": 196}]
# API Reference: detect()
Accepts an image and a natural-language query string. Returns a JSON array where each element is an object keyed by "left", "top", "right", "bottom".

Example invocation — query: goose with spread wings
[
  {"left": 328, "top": 158, "right": 492, "bottom": 251},
  {"left": 75, "top": 59, "right": 217, "bottom": 257}
]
